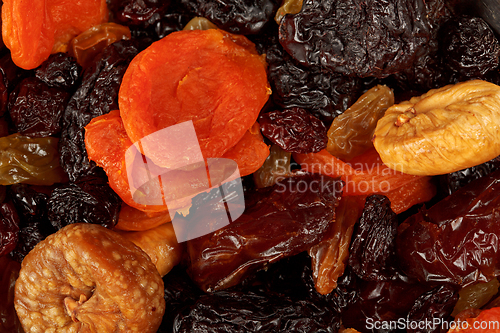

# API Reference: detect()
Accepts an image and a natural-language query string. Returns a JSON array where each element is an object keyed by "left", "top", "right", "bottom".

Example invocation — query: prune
[
  {"left": 180, "top": 0, "right": 279, "bottom": 35},
  {"left": 9, "top": 77, "right": 70, "bottom": 137},
  {"left": 59, "top": 40, "right": 140, "bottom": 181},
  {"left": 279, "top": 0, "right": 431, "bottom": 78},
  {"left": 348, "top": 195, "right": 398, "bottom": 281},
  {"left": 259, "top": 107, "right": 328, "bottom": 153},
  {"left": 268, "top": 48, "right": 362, "bottom": 124},
  {"left": 35, "top": 53, "right": 81, "bottom": 90},
  {"left": 0, "top": 134, "right": 68, "bottom": 185},
  {"left": 439, "top": 155, "right": 500, "bottom": 196},
  {"left": 441, "top": 16, "right": 500, "bottom": 79},
  {"left": 397, "top": 169, "right": 500, "bottom": 286},
  {"left": 186, "top": 172, "right": 343, "bottom": 292},
  {"left": 0, "top": 202, "right": 20, "bottom": 257},
  {"left": 8, "top": 184, "right": 53, "bottom": 262},
  {"left": 406, "top": 284, "right": 459, "bottom": 333},
  {"left": 158, "top": 266, "right": 203, "bottom": 333},
  {"left": 47, "top": 175, "right": 121, "bottom": 230},
  {"left": 173, "top": 290, "right": 340, "bottom": 333}
]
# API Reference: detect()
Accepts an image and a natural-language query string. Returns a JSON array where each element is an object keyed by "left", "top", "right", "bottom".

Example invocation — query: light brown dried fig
[
  {"left": 117, "top": 222, "right": 183, "bottom": 277},
  {"left": 14, "top": 223, "right": 165, "bottom": 333},
  {"left": 373, "top": 80, "right": 500, "bottom": 175}
]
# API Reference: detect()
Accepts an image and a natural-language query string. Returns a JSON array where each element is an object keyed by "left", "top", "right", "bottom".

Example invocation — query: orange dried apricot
[
  {"left": 118, "top": 29, "right": 270, "bottom": 167},
  {"left": 2, "top": 0, "right": 108, "bottom": 69}
]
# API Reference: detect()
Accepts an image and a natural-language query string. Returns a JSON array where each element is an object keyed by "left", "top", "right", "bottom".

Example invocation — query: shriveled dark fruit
[
  {"left": 264, "top": 32, "right": 362, "bottom": 125},
  {"left": 187, "top": 172, "right": 343, "bottom": 292},
  {"left": 180, "top": 0, "right": 279, "bottom": 35},
  {"left": 59, "top": 40, "right": 140, "bottom": 182},
  {"left": 0, "top": 202, "right": 20, "bottom": 257},
  {"left": 259, "top": 107, "right": 328, "bottom": 153},
  {"left": 397, "top": 169, "right": 500, "bottom": 286},
  {"left": 441, "top": 16, "right": 500, "bottom": 78},
  {"left": 47, "top": 175, "right": 121, "bottom": 230},
  {"left": 279, "top": 0, "right": 431, "bottom": 78},
  {"left": 348, "top": 195, "right": 398, "bottom": 281},
  {"left": 173, "top": 290, "right": 340, "bottom": 333},
  {"left": 0, "top": 256, "right": 23, "bottom": 333},
  {"left": 14, "top": 223, "right": 165, "bottom": 333},
  {"left": 0, "top": 53, "right": 30, "bottom": 117},
  {"left": 107, "top": 0, "right": 171, "bottom": 28},
  {"left": 9, "top": 77, "right": 69, "bottom": 137},
  {"left": 439, "top": 155, "right": 500, "bottom": 196},
  {"left": 8, "top": 184, "right": 54, "bottom": 263},
  {"left": 406, "top": 284, "right": 459, "bottom": 333},
  {"left": 35, "top": 53, "right": 81, "bottom": 90}
]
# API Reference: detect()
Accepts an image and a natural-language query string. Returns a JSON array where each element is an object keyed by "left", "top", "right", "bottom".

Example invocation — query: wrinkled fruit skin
[
  {"left": 259, "top": 107, "right": 328, "bottom": 154},
  {"left": 14, "top": 223, "right": 165, "bottom": 333},
  {"left": 187, "top": 172, "right": 343, "bottom": 292},
  {"left": 0, "top": 202, "right": 20, "bottom": 257},
  {"left": 35, "top": 53, "right": 82, "bottom": 90},
  {"left": 373, "top": 80, "right": 500, "bottom": 176},
  {"left": 397, "top": 169, "right": 500, "bottom": 286},
  {"left": 279, "top": 0, "right": 431, "bottom": 78}
]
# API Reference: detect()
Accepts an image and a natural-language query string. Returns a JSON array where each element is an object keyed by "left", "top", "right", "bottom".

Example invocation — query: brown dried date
[
  {"left": 397, "top": 169, "right": 500, "bottom": 286},
  {"left": 186, "top": 172, "right": 343, "bottom": 292}
]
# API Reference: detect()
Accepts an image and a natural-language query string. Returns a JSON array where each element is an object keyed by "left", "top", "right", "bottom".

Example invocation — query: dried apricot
[
  {"left": 114, "top": 203, "right": 172, "bottom": 231},
  {"left": 448, "top": 307, "right": 500, "bottom": 332},
  {"left": 2, "top": 0, "right": 108, "bottom": 69},
  {"left": 118, "top": 29, "right": 270, "bottom": 167},
  {"left": 14, "top": 223, "right": 165, "bottom": 332},
  {"left": 374, "top": 80, "right": 500, "bottom": 176}
]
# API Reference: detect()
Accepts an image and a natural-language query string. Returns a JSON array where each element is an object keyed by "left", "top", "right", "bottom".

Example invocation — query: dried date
[
  {"left": 47, "top": 175, "right": 121, "bottom": 230},
  {"left": 59, "top": 40, "right": 140, "bottom": 181},
  {"left": 259, "top": 107, "right": 328, "bottom": 154},
  {"left": 348, "top": 195, "right": 398, "bottom": 281},
  {"left": 397, "top": 169, "right": 500, "bottom": 286},
  {"left": 186, "top": 172, "right": 343, "bottom": 292},
  {"left": 279, "top": 0, "right": 431, "bottom": 78},
  {"left": 9, "top": 77, "right": 69, "bottom": 137}
]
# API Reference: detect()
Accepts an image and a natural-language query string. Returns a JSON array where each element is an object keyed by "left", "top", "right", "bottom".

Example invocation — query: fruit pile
[{"left": 2, "top": 0, "right": 500, "bottom": 332}]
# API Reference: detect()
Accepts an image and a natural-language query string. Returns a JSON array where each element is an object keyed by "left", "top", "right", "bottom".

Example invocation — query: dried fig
[
  {"left": 373, "top": 80, "right": 500, "bottom": 175},
  {"left": 14, "top": 223, "right": 165, "bottom": 332}
]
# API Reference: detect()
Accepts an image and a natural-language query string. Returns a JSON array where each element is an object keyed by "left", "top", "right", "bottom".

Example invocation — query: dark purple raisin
[
  {"left": 406, "top": 284, "right": 459, "bottom": 333},
  {"left": 259, "top": 108, "right": 328, "bottom": 154},
  {"left": 35, "top": 53, "right": 81, "bottom": 90},
  {"left": 348, "top": 195, "right": 398, "bottom": 281},
  {"left": 0, "top": 54, "right": 30, "bottom": 117},
  {"left": 59, "top": 40, "right": 140, "bottom": 181},
  {"left": 47, "top": 175, "right": 121, "bottom": 230},
  {"left": 279, "top": 0, "right": 431, "bottom": 78},
  {"left": 107, "top": 0, "right": 170, "bottom": 28},
  {"left": 440, "top": 16, "right": 500, "bottom": 79},
  {"left": 8, "top": 77, "right": 69, "bottom": 137},
  {"left": 180, "top": 0, "right": 279, "bottom": 35},
  {"left": 173, "top": 290, "right": 340, "bottom": 333},
  {"left": 0, "top": 202, "right": 20, "bottom": 257}
]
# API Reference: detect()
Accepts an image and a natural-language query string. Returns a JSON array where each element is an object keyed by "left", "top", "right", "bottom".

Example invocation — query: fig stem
[
  {"left": 395, "top": 107, "right": 416, "bottom": 126},
  {"left": 64, "top": 294, "right": 87, "bottom": 322}
]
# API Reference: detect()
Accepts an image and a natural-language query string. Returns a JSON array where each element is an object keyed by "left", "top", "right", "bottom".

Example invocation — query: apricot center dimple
[
  {"left": 395, "top": 107, "right": 417, "bottom": 127},
  {"left": 64, "top": 294, "right": 88, "bottom": 322}
]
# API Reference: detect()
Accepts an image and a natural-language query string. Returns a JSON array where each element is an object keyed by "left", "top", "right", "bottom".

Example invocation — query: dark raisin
[
  {"left": 107, "top": 0, "right": 170, "bottom": 28},
  {"left": 0, "top": 54, "right": 30, "bottom": 117},
  {"left": 186, "top": 172, "right": 343, "bottom": 292},
  {"left": 173, "top": 290, "right": 340, "bottom": 333},
  {"left": 259, "top": 108, "right": 328, "bottom": 154},
  {"left": 180, "top": 0, "right": 279, "bottom": 35},
  {"left": 406, "top": 284, "right": 459, "bottom": 333},
  {"left": 59, "top": 40, "right": 140, "bottom": 181},
  {"left": 0, "top": 202, "right": 20, "bottom": 257},
  {"left": 440, "top": 16, "right": 500, "bottom": 79},
  {"left": 397, "top": 169, "right": 500, "bottom": 286},
  {"left": 348, "top": 195, "right": 398, "bottom": 281},
  {"left": 8, "top": 77, "right": 69, "bottom": 137},
  {"left": 439, "top": 155, "right": 500, "bottom": 196},
  {"left": 279, "top": 0, "right": 431, "bottom": 78},
  {"left": 35, "top": 53, "right": 81, "bottom": 90},
  {"left": 47, "top": 175, "right": 121, "bottom": 230}
]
